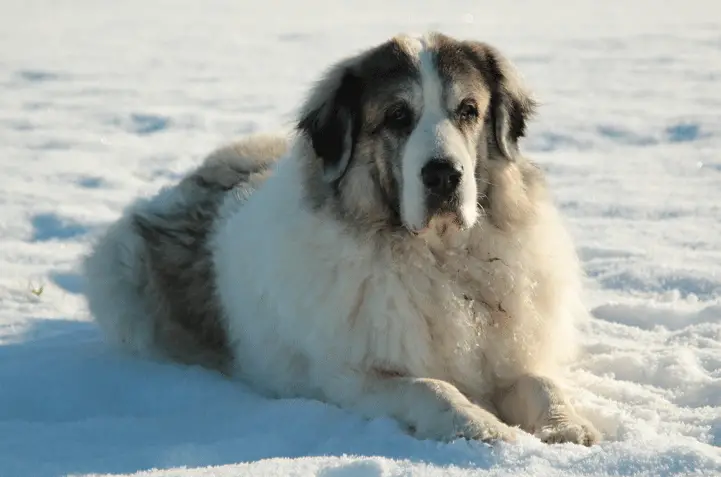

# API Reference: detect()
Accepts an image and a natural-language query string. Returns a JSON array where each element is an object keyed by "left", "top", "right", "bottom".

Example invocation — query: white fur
[{"left": 83, "top": 33, "right": 601, "bottom": 445}]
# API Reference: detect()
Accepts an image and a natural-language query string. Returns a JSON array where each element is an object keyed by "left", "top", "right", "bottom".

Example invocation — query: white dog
[{"left": 83, "top": 32, "right": 600, "bottom": 445}]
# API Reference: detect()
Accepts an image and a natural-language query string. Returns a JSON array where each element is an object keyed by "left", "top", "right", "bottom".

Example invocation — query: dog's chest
[
  {"left": 414, "top": 237, "right": 518, "bottom": 319},
  {"left": 364, "top": 239, "right": 520, "bottom": 380}
]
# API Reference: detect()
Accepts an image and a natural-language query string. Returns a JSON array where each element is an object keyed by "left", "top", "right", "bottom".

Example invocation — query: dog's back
[{"left": 82, "top": 134, "right": 288, "bottom": 372}]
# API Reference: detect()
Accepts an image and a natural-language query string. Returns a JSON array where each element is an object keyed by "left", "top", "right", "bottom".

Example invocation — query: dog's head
[{"left": 297, "top": 32, "right": 536, "bottom": 235}]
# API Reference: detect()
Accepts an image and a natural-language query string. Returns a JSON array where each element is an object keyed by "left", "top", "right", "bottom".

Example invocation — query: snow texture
[{"left": 1, "top": 0, "right": 720, "bottom": 475}]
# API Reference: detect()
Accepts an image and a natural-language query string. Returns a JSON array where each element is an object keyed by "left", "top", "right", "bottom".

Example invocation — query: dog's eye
[
  {"left": 456, "top": 100, "right": 479, "bottom": 123},
  {"left": 384, "top": 103, "right": 413, "bottom": 130}
]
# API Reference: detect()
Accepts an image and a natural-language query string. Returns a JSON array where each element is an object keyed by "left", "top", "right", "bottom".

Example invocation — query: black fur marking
[{"left": 297, "top": 71, "right": 363, "bottom": 186}]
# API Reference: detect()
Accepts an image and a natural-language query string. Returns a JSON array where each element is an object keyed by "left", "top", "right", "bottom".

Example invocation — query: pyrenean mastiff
[{"left": 83, "top": 32, "right": 600, "bottom": 446}]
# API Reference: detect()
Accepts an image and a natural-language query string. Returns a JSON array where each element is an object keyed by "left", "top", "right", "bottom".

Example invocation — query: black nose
[{"left": 421, "top": 159, "right": 462, "bottom": 196}]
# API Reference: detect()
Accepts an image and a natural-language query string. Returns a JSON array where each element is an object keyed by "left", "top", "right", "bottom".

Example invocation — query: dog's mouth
[
  {"left": 402, "top": 192, "right": 476, "bottom": 237},
  {"left": 407, "top": 211, "right": 466, "bottom": 237}
]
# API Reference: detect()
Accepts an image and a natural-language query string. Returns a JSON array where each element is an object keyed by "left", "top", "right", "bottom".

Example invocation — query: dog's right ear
[{"left": 297, "top": 65, "right": 363, "bottom": 185}]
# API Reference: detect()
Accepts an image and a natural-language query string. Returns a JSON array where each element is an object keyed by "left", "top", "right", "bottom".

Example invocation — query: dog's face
[{"left": 297, "top": 33, "right": 535, "bottom": 235}]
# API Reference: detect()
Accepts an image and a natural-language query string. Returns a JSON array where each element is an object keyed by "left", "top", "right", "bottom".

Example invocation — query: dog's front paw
[
  {"left": 413, "top": 402, "right": 518, "bottom": 444},
  {"left": 538, "top": 415, "right": 600, "bottom": 446},
  {"left": 454, "top": 409, "right": 519, "bottom": 443}
]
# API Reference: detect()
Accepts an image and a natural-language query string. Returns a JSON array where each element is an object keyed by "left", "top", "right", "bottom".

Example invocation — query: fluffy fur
[{"left": 83, "top": 32, "right": 600, "bottom": 445}]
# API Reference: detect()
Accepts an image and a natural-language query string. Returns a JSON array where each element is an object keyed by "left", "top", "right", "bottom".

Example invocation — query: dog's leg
[
  {"left": 494, "top": 374, "right": 600, "bottom": 446},
  {"left": 327, "top": 373, "right": 517, "bottom": 443}
]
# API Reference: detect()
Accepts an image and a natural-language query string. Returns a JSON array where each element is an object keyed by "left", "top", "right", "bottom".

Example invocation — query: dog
[{"left": 82, "top": 32, "right": 601, "bottom": 446}]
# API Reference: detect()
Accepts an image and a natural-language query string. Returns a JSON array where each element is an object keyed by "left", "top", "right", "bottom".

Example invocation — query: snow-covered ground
[{"left": 1, "top": 0, "right": 720, "bottom": 475}]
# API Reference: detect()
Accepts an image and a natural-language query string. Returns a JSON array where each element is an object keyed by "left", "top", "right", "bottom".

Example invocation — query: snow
[{"left": 1, "top": 0, "right": 720, "bottom": 475}]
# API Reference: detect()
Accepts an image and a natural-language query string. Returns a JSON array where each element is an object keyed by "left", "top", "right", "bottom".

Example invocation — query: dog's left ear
[
  {"left": 296, "top": 64, "right": 363, "bottom": 184},
  {"left": 465, "top": 42, "right": 537, "bottom": 161}
]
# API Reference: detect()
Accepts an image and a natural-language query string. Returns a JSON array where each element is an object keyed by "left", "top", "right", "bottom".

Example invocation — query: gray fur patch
[
  {"left": 131, "top": 137, "right": 287, "bottom": 373},
  {"left": 133, "top": 189, "right": 230, "bottom": 372}
]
